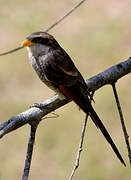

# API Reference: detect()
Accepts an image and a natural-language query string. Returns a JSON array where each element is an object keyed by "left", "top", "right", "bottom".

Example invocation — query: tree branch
[
  {"left": 112, "top": 83, "right": 131, "bottom": 164},
  {"left": 0, "top": 57, "right": 131, "bottom": 138},
  {"left": 22, "top": 122, "right": 39, "bottom": 180}
]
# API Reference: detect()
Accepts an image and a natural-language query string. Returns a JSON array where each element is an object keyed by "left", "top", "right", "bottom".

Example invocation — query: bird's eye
[{"left": 33, "top": 37, "right": 43, "bottom": 43}]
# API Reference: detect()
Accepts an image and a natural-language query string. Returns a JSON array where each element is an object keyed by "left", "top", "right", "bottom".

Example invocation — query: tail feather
[
  {"left": 59, "top": 84, "right": 126, "bottom": 166},
  {"left": 88, "top": 104, "right": 126, "bottom": 166}
]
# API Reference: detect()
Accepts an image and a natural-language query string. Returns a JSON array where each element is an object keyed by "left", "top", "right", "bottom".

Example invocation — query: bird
[{"left": 20, "top": 31, "right": 125, "bottom": 166}]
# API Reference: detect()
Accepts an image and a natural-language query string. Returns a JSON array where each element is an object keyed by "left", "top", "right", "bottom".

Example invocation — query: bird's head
[{"left": 21, "top": 32, "right": 60, "bottom": 57}]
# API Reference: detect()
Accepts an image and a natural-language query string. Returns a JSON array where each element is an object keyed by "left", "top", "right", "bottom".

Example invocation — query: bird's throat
[{"left": 27, "top": 44, "right": 50, "bottom": 59}]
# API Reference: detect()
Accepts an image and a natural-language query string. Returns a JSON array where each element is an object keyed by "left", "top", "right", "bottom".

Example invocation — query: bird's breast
[{"left": 27, "top": 51, "right": 57, "bottom": 92}]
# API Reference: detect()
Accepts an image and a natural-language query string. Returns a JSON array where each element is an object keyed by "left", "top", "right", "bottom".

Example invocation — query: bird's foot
[{"left": 30, "top": 102, "right": 44, "bottom": 109}]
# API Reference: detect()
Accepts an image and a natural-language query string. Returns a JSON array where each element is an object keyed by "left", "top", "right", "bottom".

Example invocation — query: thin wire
[
  {"left": 0, "top": 0, "right": 86, "bottom": 57},
  {"left": 0, "top": 46, "right": 24, "bottom": 56},
  {"left": 44, "top": 0, "right": 86, "bottom": 32}
]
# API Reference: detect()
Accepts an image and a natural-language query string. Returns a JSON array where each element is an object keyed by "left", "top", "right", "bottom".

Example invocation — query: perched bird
[{"left": 4, "top": 31, "right": 126, "bottom": 166}]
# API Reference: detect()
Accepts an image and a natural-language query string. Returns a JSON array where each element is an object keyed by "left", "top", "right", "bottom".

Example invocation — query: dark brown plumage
[{"left": 21, "top": 31, "right": 126, "bottom": 166}]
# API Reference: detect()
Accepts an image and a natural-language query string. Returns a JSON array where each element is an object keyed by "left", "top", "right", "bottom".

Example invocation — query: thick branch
[
  {"left": 0, "top": 57, "right": 131, "bottom": 138},
  {"left": 86, "top": 57, "right": 131, "bottom": 91}
]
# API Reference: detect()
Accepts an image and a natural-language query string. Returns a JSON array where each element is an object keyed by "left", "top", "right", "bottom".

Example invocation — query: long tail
[
  {"left": 59, "top": 85, "right": 126, "bottom": 166},
  {"left": 88, "top": 104, "right": 126, "bottom": 166}
]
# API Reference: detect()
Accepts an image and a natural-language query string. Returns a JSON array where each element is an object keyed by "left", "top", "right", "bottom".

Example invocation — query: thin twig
[
  {"left": 42, "top": 112, "right": 59, "bottom": 120},
  {"left": 22, "top": 122, "right": 39, "bottom": 180},
  {"left": 112, "top": 83, "right": 131, "bottom": 164},
  {"left": 69, "top": 114, "right": 88, "bottom": 180},
  {"left": 44, "top": 0, "right": 86, "bottom": 32}
]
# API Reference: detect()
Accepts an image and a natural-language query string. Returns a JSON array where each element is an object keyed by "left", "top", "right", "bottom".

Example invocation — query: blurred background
[{"left": 0, "top": 0, "right": 131, "bottom": 179}]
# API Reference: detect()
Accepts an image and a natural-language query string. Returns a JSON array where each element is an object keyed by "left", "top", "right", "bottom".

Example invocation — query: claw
[{"left": 30, "top": 103, "right": 44, "bottom": 109}]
